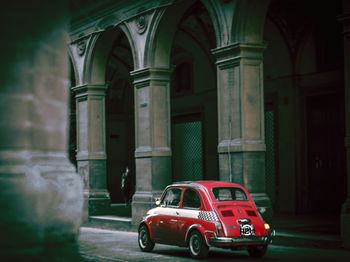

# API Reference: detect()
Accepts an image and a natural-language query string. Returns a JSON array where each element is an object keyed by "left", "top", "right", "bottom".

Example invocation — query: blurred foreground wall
[{"left": 0, "top": 0, "right": 83, "bottom": 259}]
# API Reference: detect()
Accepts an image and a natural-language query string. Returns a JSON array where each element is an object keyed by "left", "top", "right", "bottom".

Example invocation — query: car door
[
  {"left": 176, "top": 188, "right": 202, "bottom": 245},
  {"left": 152, "top": 187, "right": 182, "bottom": 244}
]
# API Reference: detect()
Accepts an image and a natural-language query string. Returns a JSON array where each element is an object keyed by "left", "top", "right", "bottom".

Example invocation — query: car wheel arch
[
  {"left": 185, "top": 224, "right": 206, "bottom": 246},
  {"left": 139, "top": 222, "right": 154, "bottom": 241}
]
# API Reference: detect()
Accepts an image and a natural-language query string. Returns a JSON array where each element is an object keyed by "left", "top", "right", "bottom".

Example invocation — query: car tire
[
  {"left": 188, "top": 230, "right": 209, "bottom": 259},
  {"left": 247, "top": 245, "right": 267, "bottom": 258},
  {"left": 138, "top": 225, "right": 155, "bottom": 252}
]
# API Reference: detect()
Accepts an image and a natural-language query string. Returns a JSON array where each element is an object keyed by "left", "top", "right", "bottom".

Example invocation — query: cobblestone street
[{"left": 78, "top": 227, "right": 350, "bottom": 262}]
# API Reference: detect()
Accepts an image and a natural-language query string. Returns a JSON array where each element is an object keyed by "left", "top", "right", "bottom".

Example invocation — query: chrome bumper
[{"left": 209, "top": 230, "right": 274, "bottom": 247}]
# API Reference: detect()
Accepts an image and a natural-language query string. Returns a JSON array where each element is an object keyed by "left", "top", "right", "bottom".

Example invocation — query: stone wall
[{"left": 0, "top": 1, "right": 83, "bottom": 259}]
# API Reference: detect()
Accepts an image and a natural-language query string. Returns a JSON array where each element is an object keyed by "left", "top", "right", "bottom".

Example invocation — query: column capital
[
  {"left": 135, "top": 146, "right": 171, "bottom": 158},
  {"left": 72, "top": 84, "right": 107, "bottom": 98},
  {"left": 76, "top": 151, "right": 107, "bottom": 160},
  {"left": 212, "top": 42, "right": 267, "bottom": 67},
  {"left": 130, "top": 67, "right": 173, "bottom": 87},
  {"left": 218, "top": 139, "right": 266, "bottom": 153}
]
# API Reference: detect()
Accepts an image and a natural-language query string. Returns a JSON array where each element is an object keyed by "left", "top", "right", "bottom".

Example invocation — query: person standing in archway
[{"left": 121, "top": 167, "right": 131, "bottom": 204}]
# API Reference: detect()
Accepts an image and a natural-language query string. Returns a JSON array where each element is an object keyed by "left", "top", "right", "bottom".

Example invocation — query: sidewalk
[{"left": 269, "top": 215, "right": 343, "bottom": 249}]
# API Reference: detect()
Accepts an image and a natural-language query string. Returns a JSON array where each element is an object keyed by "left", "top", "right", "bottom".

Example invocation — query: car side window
[
  {"left": 161, "top": 188, "right": 182, "bottom": 207},
  {"left": 182, "top": 189, "right": 201, "bottom": 209}
]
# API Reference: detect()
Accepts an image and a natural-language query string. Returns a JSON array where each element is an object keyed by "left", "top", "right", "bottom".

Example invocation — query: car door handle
[
  {"left": 170, "top": 219, "right": 178, "bottom": 223},
  {"left": 160, "top": 220, "right": 164, "bottom": 224}
]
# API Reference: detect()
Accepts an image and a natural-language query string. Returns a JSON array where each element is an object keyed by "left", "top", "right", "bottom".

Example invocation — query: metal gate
[{"left": 172, "top": 120, "right": 203, "bottom": 182}]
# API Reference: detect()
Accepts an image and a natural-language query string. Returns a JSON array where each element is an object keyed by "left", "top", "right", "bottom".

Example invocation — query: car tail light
[
  {"left": 246, "top": 210, "right": 257, "bottom": 217},
  {"left": 221, "top": 210, "right": 234, "bottom": 217},
  {"left": 213, "top": 221, "right": 223, "bottom": 236}
]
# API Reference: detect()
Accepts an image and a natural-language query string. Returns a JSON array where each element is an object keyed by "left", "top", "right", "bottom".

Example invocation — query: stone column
[
  {"left": 212, "top": 43, "right": 272, "bottom": 220},
  {"left": 0, "top": 0, "right": 83, "bottom": 260},
  {"left": 72, "top": 84, "right": 110, "bottom": 218},
  {"left": 339, "top": 10, "right": 350, "bottom": 249},
  {"left": 130, "top": 68, "right": 172, "bottom": 224}
]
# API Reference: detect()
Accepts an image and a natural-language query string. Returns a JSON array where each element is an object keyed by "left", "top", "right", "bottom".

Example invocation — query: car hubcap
[
  {"left": 190, "top": 235, "right": 200, "bottom": 255},
  {"left": 139, "top": 229, "right": 147, "bottom": 248}
]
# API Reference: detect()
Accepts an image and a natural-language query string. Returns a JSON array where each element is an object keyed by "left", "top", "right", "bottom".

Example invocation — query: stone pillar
[
  {"left": 212, "top": 43, "right": 272, "bottom": 220},
  {"left": 130, "top": 68, "right": 172, "bottom": 225},
  {"left": 72, "top": 84, "right": 110, "bottom": 218},
  {"left": 0, "top": 0, "right": 83, "bottom": 260},
  {"left": 339, "top": 10, "right": 350, "bottom": 249}
]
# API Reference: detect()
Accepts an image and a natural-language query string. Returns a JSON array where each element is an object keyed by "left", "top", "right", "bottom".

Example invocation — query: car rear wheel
[
  {"left": 138, "top": 225, "right": 155, "bottom": 252},
  {"left": 247, "top": 245, "right": 267, "bottom": 258},
  {"left": 188, "top": 230, "right": 209, "bottom": 259}
]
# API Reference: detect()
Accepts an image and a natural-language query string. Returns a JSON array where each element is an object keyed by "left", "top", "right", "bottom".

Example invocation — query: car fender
[
  {"left": 185, "top": 223, "right": 212, "bottom": 247},
  {"left": 139, "top": 219, "right": 154, "bottom": 241}
]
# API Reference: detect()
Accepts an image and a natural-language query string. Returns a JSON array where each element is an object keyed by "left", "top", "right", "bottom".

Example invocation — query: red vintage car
[{"left": 138, "top": 181, "right": 273, "bottom": 259}]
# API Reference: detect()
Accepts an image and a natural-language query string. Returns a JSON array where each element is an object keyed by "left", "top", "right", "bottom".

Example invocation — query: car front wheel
[
  {"left": 247, "top": 245, "right": 267, "bottom": 258},
  {"left": 138, "top": 225, "right": 155, "bottom": 252},
  {"left": 188, "top": 230, "right": 209, "bottom": 259}
]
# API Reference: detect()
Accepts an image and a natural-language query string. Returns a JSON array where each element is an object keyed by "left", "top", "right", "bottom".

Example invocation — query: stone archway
[
  {"left": 170, "top": 1, "right": 218, "bottom": 182},
  {"left": 130, "top": 0, "right": 220, "bottom": 224},
  {"left": 71, "top": 26, "right": 136, "bottom": 217},
  {"left": 208, "top": 0, "right": 273, "bottom": 219},
  {"left": 105, "top": 29, "right": 135, "bottom": 212}
]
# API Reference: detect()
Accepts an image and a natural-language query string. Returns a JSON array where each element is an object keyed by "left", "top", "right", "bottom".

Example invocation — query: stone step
[
  {"left": 109, "top": 203, "right": 132, "bottom": 217},
  {"left": 86, "top": 215, "right": 137, "bottom": 232}
]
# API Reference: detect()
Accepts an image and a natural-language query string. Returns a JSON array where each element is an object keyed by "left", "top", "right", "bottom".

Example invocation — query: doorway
[{"left": 305, "top": 93, "right": 346, "bottom": 214}]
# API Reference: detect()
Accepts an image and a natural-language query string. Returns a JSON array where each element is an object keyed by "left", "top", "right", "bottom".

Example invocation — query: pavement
[
  {"left": 75, "top": 214, "right": 350, "bottom": 261},
  {"left": 1, "top": 214, "right": 347, "bottom": 261},
  {"left": 85, "top": 214, "right": 344, "bottom": 249},
  {"left": 77, "top": 226, "right": 350, "bottom": 262}
]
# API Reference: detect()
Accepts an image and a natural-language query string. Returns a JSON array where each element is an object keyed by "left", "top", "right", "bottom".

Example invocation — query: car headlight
[{"left": 264, "top": 223, "right": 270, "bottom": 230}]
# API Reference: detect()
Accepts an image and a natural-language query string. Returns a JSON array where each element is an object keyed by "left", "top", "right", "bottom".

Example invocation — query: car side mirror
[{"left": 155, "top": 198, "right": 160, "bottom": 206}]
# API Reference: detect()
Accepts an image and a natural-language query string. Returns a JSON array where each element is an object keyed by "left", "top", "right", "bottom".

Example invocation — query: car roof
[
  {"left": 171, "top": 180, "right": 246, "bottom": 191},
  {"left": 165, "top": 181, "right": 252, "bottom": 208}
]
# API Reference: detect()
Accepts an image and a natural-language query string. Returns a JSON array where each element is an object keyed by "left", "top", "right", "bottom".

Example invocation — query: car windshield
[{"left": 212, "top": 187, "right": 248, "bottom": 201}]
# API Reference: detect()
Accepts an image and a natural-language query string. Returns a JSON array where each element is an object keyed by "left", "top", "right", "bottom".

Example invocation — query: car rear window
[{"left": 212, "top": 187, "right": 248, "bottom": 201}]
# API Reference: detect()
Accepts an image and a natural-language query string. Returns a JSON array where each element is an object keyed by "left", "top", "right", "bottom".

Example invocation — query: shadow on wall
[{"left": 0, "top": 0, "right": 83, "bottom": 260}]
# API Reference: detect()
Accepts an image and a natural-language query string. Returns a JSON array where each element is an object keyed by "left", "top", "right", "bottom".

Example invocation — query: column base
[
  {"left": 251, "top": 193, "right": 273, "bottom": 222},
  {"left": 133, "top": 155, "right": 172, "bottom": 225},
  {"left": 341, "top": 199, "right": 350, "bottom": 249},
  {"left": 132, "top": 190, "right": 163, "bottom": 225},
  {"left": 86, "top": 190, "right": 111, "bottom": 217},
  {"left": 218, "top": 151, "right": 266, "bottom": 189},
  {"left": 77, "top": 160, "right": 111, "bottom": 217},
  {"left": 218, "top": 151, "right": 273, "bottom": 221}
]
